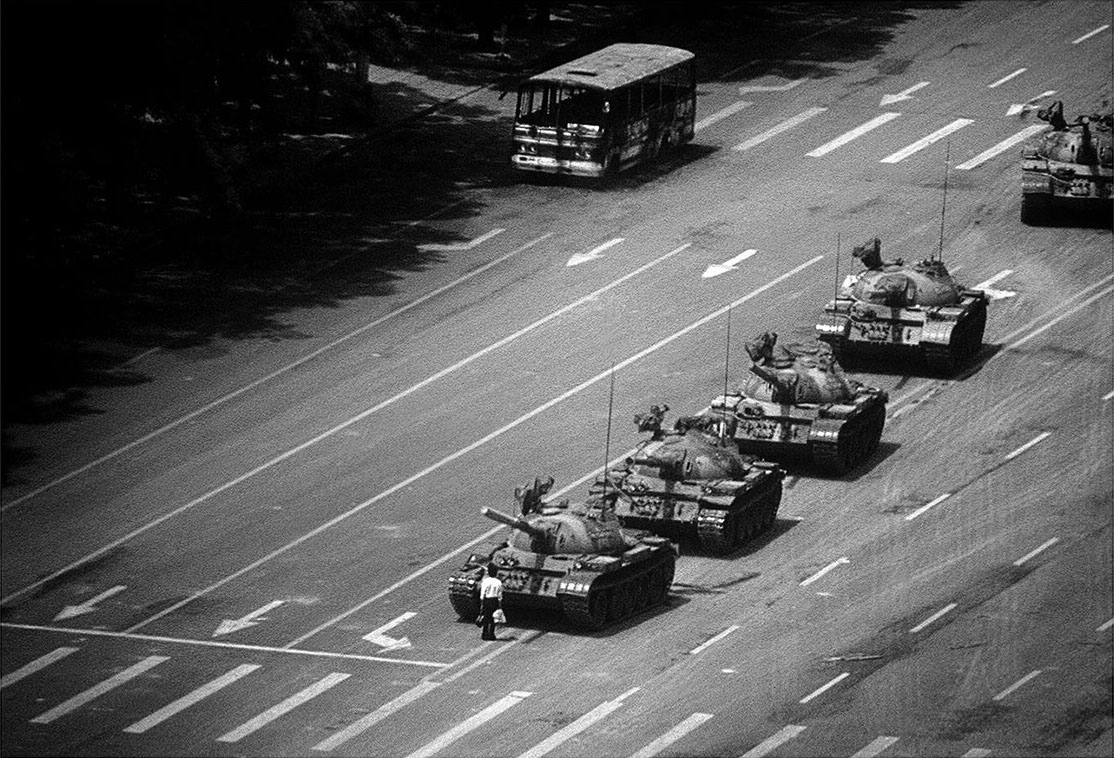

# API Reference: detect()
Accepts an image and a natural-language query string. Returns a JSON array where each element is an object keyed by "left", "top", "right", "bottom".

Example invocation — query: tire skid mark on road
[
  {"left": 1, "top": 231, "right": 552, "bottom": 514},
  {"left": 108, "top": 256, "right": 821, "bottom": 637},
  {"left": 1, "top": 241, "right": 688, "bottom": 607}
]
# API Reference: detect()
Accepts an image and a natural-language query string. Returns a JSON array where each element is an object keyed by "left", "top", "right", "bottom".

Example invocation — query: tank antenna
[
  {"left": 602, "top": 365, "right": 616, "bottom": 497},
  {"left": 834, "top": 232, "right": 841, "bottom": 303},
  {"left": 721, "top": 305, "right": 732, "bottom": 441},
  {"left": 937, "top": 139, "right": 951, "bottom": 262}
]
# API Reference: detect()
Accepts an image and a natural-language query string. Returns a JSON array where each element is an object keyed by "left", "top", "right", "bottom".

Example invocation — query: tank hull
[
  {"left": 603, "top": 466, "right": 783, "bottom": 554},
  {"left": 447, "top": 538, "right": 676, "bottom": 630},
  {"left": 700, "top": 390, "right": 887, "bottom": 475},
  {"left": 816, "top": 291, "right": 987, "bottom": 374},
  {"left": 1021, "top": 159, "right": 1113, "bottom": 223}
]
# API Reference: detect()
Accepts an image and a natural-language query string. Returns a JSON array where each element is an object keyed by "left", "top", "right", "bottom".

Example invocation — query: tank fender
[
  {"left": 960, "top": 290, "right": 990, "bottom": 306},
  {"left": 816, "top": 312, "right": 851, "bottom": 339},
  {"left": 807, "top": 417, "right": 843, "bottom": 446},
  {"left": 817, "top": 403, "right": 858, "bottom": 420},
  {"left": 920, "top": 317, "right": 955, "bottom": 347}
]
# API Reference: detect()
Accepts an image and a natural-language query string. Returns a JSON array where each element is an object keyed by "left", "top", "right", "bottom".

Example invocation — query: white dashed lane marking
[{"left": 807, "top": 113, "right": 901, "bottom": 157}]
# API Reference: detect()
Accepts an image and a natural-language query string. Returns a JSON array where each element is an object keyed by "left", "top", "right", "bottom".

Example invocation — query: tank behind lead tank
[
  {"left": 815, "top": 237, "right": 988, "bottom": 373},
  {"left": 1021, "top": 100, "right": 1113, "bottom": 224},
  {"left": 698, "top": 332, "right": 888, "bottom": 475},
  {"left": 447, "top": 478, "right": 677, "bottom": 630},
  {"left": 589, "top": 405, "right": 784, "bottom": 554}
]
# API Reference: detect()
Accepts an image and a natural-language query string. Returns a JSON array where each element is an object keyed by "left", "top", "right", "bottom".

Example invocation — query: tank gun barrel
[{"left": 481, "top": 506, "right": 545, "bottom": 537}]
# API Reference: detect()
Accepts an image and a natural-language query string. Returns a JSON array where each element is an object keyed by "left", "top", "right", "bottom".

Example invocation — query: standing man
[{"left": 479, "top": 563, "right": 504, "bottom": 641}]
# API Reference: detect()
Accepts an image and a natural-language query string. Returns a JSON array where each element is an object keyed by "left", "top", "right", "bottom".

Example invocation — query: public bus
[{"left": 510, "top": 43, "right": 696, "bottom": 179}]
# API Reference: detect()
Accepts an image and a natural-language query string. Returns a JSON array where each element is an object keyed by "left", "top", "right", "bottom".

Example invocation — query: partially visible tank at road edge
[
  {"left": 587, "top": 404, "right": 784, "bottom": 554},
  {"left": 447, "top": 478, "right": 677, "bottom": 630},
  {"left": 1021, "top": 100, "right": 1112, "bottom": 224},
  {"left": 697, "top": 332, "right": 888, "bottom": 475},
  {"left": 815, "top": 237, "right": 988, "bottom": 373}
]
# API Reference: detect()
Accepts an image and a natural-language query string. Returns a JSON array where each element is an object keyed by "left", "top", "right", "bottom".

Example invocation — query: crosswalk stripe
[
  {"left": 955, "top": 124, "right": 1048, "bottom": 169},
  {"left": 30, "top": 655, "right": 169, "bottom": 724},
  {"left": 123, "top": 664, "right": 261, "bottom": 734},
  {"left": 880, "top": 119, "right": 974, "bottom": 163},
  {"left": 0, "top": 647, "right": 79, "bottom": 690},
  {"left": 403, "top": 691, "right": 532, "bottom": 758},
  {"left": 851, "top": 735, "right": 899, "bottom": 757},
  {"left": 516, "top": 687, "right": 639, "bottom": 758},
  {"left": 733, "top": 107, "right": 828, "bottom": 151},
  {"left": 741, "top": 724, "right": 807, "bottom": 758},
  {"left": 696, "top": 101, "right": 753, "bottom": 132},
  {"left": 962, "top": 748, "right": 992, "bottom": 757},
  {"left": 628, "top": 712, "right": 713, "bottom": 758},
  {"left": 807, "top": 113, "right": 901, "bottom": 157},
  {"left": 217, "top": 672, "right": 350, "bottom": 743}
]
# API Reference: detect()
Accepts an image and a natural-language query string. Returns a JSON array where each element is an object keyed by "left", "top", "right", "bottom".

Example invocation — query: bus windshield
[{"left": 516, "top": 83, "right": 606, "bottom": 130}]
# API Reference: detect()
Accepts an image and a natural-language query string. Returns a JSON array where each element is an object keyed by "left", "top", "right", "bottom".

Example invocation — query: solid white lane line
[
  {"left": 909, "top": 603, "right": 957, "bottom": 633},
  {"left": 800, "top": 557, "right": 849, "bottom": 586},
  {"left": 955, "top": 124, "right": 1048, "bottom": 169},
  {"left": 690, "top": 625, "right": 739, "bottom": 654},
  {"left": 31, "top": 655, "right": 169, "bottom": 724},
  {"left": 807, "top": 113, "right": 901, "bottom": 157},
  {"left": 124, "top": 664, "right": 261, "bottom": 733},
  {"left": 1102, "top": 390, "right": 1114, "bottom": 402},
  {"left": 516, "top": 687, "right": 640, "bottom": 758},
  {"left": 628, "top": 713, "right": 714, "bottom": 758},
  {"left": 988, "top": 69, "right": 1026, "bottom": 88},
  {"left": 992, "top": 669, "right": 1041, "bottom": 701},
  {"left": 961, "top": 749, "right": 992, "bottom": 758},
  {"left": 418, "top": 228, "right": 504, "bottom": 252},
  {"left": 217, "top": 672, "right": 350, "bottom": 742},
  {"left": 313, "top": 681, "right": 441, "bottom": 752},
  {"left": 695, "top": 101, "right": 753, "bottom": 131},
  {"left": 403, "top": 691, "right": 532, "bottom": 758},
  {"left": 974, "top": 269, "right": 1013, "bottom": 290},
  {"left": 0, "top": 622, "right": 448, "bottom": 666},
  {"left": 1098, "top": 618, "right": 1114, "bottom": 632},
  {"left": 880, "top": 119, "right": 973, "bottom": 163},
  {"left": 126, "top": 255, "right": 823, "bottom": 637},
  {"left": 733, "top": 107, "right": 827, "bottom": 151},
  {"left": 741, "top": 725, "right": 807, "bottom": 758},
  {"left": 1003, "top": 431, "right": 1051, "bottom": 461},
  {"left": 1, "top": 232, "right": 554, "bottom": 513},
  {"left": 851, "top": 736, "right": 899, "bottom": 758},
  {"left": 799, "top": 672, "right": 850, "bottom": 703},
  {"left": 7, "top": 242, "right": 688, "bottom": 611},
  {"left": 1073, "top": 24, "right": 1110, "bottom": 44},
  {"left": 0, "top": 647, "right": 79, "bottom": 690},
  {"left": 1013, "top": 537, "right": 1059, "bottom": 566},
  {"left": 905, "top": 493, "right": 952, "bottom": 522}
]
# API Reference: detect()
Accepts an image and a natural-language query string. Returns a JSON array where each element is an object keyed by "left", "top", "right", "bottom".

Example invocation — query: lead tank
[
  {"left": 447, "top": 478, "right": 677, "bottom": 630},
  {"left": 697, "top": 332, "right": 888, "bottom": 475},
  {"left": 815, "top": 237, "right": 988, "bottom": 373},
  {"left": 1021, "top": 100, "right": 1113, "bottom": 223},
  {"left": 589, "top": 405, "right": 784, "bottom": 554}
]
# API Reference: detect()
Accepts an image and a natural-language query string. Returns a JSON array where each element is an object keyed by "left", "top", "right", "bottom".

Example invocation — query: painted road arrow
[
  {"left": 702, "top": 249, "right": 757, "bottom": 278},
  {"left": 1007, "top": 90, "right": 1056, "bottom": 116},
  {"left": 213, "top": 600, "right": 285, "bottom": 637},
  {"left": 54, "top": 585, "right": 127, "bottom": 621},
  {"left": 567, "top": 238, "right": 624, "bottom": 267},
  {"left": 363, "top": 611, "right": 417, "bottom": 652},
  {"left": 738, "top": 78, "right": 805, "bottom": 95},
  {"left": 418, "top": 228, "right": 504, "bottom": 252},
  {"left": 880, "top": 81, "right": 930, "bottom": 106}
]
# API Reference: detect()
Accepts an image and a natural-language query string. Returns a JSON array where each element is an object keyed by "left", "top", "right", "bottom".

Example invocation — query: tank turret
[
  {"left": 815, "top": 237, "right": 988, "bottom": 373},
  {"left": 595, "top": 406, "right": 783, "bottom": 554},
  {"left": 448, "top": 479, "right": 677, "bottom": 630},
  {"left": 1021, "top": 100, "right": 1113, "bottom": 224},
  {"left": 697, "top": 332, "right": 888, "bottom": 475}
]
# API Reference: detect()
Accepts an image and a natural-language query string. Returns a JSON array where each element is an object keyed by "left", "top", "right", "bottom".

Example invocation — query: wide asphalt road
[{"left": 2, "top": 1, "right": 1111, "bottom": 756}]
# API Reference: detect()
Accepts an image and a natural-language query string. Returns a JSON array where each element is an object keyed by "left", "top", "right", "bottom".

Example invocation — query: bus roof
[{"left": 525, "top": 43, "right": 694, "bottom": 91}]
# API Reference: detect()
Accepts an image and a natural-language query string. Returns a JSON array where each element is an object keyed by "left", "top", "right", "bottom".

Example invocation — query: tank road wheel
[
  {"left": 698, "top": 509, "right": 738, "bottom": 555},
  {"left": 449, "top": 589, "right": 480, "bottom": 621},
  {"left": 582, "top": 587, "right": 610, "bottom": 630},
  {"left": 610, "top": 585, "right": 634, "bottom": 622}
]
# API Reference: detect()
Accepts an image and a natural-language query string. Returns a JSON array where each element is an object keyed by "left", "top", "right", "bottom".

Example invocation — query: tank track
[
  {"left": 695, "top": 480, "right": 783, "bottom": 554},
  {"left": 448, "top": 568, "right": 482, "bottom": 620},
  {"left": 810, "top": 405, "right": 886, "bottom": 475},
  {"left": 922, "top": 306, "right": 987, "bottom": 375},
  {"left": 558, "top": 554, "right": 675, "bottom": 630}
]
